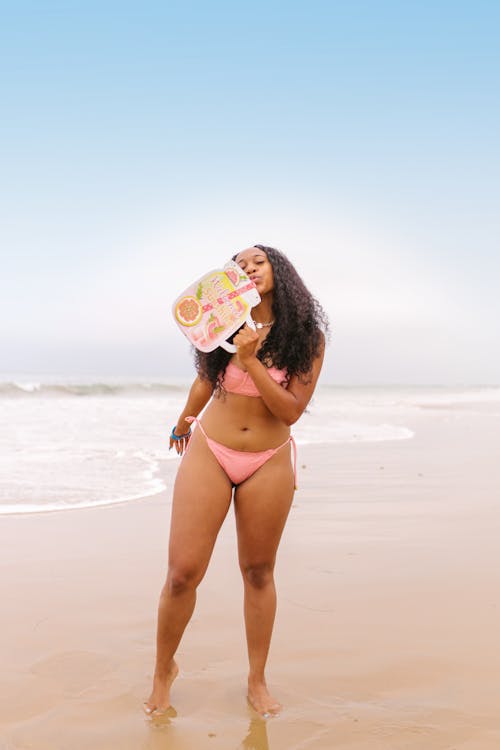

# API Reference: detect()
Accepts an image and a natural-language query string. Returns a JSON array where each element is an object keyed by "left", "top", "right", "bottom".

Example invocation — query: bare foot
[
  {"left": 247, "top": 679, "right": 282, "bottom": 718},
  {"left": 143, "top": 661, "right": 179, "bottom": 716}
]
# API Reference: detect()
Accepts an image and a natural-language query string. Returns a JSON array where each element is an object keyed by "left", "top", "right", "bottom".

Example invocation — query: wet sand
[{"left": 1, "top": 406, "right": 500, "bottom": 749}]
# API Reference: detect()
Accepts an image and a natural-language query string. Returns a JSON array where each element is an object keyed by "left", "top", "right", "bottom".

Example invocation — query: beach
[{"left": 1, "top": 393, "right": 500, "bottom": 749}]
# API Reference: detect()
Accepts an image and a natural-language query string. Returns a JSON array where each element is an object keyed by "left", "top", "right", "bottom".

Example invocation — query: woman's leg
[
  {"left": 233, "top": 444, "right": 295, "bottom": 716},
  {"left": 145, "top": 430, "right": 233, "bottom": 713}
]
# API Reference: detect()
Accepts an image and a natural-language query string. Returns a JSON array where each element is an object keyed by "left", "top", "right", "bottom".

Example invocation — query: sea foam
[{"left": 2, "top": 380, "right": 496, "bottom": 515}]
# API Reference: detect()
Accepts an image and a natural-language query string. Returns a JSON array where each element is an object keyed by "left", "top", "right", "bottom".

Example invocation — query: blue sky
[{"left": 1, "top": 0, "right": 499, "bottom": 383}]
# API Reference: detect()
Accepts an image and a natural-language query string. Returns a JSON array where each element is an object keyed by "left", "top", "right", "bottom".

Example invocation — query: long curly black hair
[{"left": 194, "top": 245, "right": 329, "bottom": 390}]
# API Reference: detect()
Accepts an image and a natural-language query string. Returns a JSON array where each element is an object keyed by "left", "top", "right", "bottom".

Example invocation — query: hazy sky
[{"left": 1, "top": 1, "right": 499, "bottom": 384}]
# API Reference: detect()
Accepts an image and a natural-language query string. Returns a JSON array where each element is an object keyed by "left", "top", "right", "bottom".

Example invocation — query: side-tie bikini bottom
[{"left": 185, "top": 417, "right": 297, "bottom": 487}]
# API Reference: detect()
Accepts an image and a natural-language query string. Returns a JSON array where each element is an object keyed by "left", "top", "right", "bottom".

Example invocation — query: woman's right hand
[
  {"left": 168, "top": 376, "right": 212, "bottom": 456},
  {"left": 169, "top": 423, "right": 192, "bottom": 455}
]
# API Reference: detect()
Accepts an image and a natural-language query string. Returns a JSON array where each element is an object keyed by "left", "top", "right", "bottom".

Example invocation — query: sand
[{"left": 1, "top": 405, "right": 500, "bottom": 749}]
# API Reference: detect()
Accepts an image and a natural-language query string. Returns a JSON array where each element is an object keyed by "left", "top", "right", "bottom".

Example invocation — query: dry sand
[{"left": 1, "top": 406, "right": 499, "bottom": 749}]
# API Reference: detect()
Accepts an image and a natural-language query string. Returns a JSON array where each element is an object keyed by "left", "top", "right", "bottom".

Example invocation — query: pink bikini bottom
[{"left": 185, "top": 417, "right": 297, "bottom": 487}]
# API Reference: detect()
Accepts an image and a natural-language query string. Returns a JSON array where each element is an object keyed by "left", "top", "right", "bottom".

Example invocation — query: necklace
[{"left": 251, "top": 318, "right": 274, "bottom": 329}]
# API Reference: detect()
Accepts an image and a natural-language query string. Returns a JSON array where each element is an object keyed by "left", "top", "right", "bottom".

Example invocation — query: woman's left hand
[{"left": 233, "top": 324, "right": 259, "bottom": 365}]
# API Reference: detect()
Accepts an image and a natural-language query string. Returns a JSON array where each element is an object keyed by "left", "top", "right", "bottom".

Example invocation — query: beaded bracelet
[{"left": 170, "top": 425, "right": 192, "bottom": 441}]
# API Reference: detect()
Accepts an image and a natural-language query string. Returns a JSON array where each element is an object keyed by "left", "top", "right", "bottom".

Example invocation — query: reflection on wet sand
[
  {"left": 146, "top": 705, "right": 178, "bottom": 725},
  {"left": 241, "top": 717, "right": 270, "bottom": 750},
  {"left": 145, "top": 709, "right": 270, "bottom": 750}
]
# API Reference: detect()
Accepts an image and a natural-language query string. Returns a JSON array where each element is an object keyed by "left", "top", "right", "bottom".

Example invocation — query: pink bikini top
[{"left": 221, "top": 361, "right": 288, "bottom": 397}]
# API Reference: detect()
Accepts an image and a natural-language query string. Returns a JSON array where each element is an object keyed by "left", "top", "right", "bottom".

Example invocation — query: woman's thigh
[
  {"left": 168, "top": 430, "right": 233, "bottom": 575},
  {"left": 233, "top": 443, "right": 295, "bottom": 567}
]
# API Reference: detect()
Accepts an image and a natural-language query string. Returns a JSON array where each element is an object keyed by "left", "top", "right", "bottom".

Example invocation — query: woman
[{"left": 145, "top": 244, "right": 328, "bottom": 718}]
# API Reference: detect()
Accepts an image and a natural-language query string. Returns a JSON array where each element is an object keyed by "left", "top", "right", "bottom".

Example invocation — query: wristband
[{"left": 170, "top": 425, "right": 192, "bottom": 441}]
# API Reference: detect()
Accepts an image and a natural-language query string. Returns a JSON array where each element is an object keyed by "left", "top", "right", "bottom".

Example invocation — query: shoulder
[{"left": 316, "top": 329, "right": 326, "bottom": 351}]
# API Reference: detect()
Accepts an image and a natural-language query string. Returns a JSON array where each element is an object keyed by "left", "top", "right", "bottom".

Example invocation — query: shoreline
[{"left": 1, "top": 431, "right": 416, "bottom": 518}]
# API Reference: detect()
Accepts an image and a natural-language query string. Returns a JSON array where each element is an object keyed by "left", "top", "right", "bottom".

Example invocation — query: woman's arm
[
  {"left": 171, "top": 375, "right": 214, "bottom": 453},
  {"left": 233, "top": 326, "right": 325, "bottom": 426}
]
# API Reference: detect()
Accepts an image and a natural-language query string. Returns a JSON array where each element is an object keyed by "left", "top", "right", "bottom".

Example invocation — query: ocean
[{"left": 1, "top": 377, "right": 498, "bottom": 515}]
